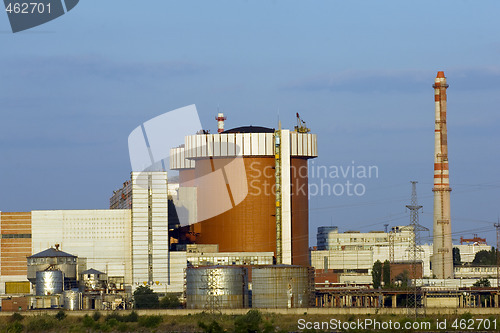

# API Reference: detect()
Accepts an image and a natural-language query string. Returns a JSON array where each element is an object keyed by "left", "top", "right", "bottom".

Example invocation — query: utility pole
[{"left": 389, "top": 231, "right": 395, "bottom": 264}]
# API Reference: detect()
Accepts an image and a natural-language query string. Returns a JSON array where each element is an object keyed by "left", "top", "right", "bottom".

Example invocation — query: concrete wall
[{"left": 31, "top": 209, "right": 132, "bottom": 285}]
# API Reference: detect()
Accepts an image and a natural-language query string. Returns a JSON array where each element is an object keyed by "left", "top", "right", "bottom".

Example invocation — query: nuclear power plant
[
  {"left": 0, "top": 72, "right": 497, "bottom": 311},
  {"left": 170, "top": 121, "right": 317, "bottom": 266}
]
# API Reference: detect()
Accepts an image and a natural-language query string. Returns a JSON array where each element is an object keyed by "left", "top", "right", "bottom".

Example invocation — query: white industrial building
[
  {"left": 31, "top": 209, "right": 132, "bottom": 286},
  {"left": 311, "top": 226, "right": 491, "bottom": 285}
]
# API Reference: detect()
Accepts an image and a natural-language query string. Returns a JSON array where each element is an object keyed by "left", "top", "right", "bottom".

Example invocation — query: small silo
[
  {"left": 63, "top": 290, "right": 82, "bottom": 310},
  {"left": 186, "top": 266, "right": 248, "bottom": 309},
  {"left": 252, "top": 265, "right": 314, "bottom": 308},
  {"left": 35, "top": 270, "right": 64, "bottom": 296}
]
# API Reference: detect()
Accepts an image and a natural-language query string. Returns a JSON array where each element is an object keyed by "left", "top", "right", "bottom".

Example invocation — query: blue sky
[{"left": 1, "top": 0, "right": 499, "bottom": 246}]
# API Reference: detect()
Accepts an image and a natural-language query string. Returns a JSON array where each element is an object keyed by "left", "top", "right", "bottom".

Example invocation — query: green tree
[
  {"left": 133, "top": 285, "right": 159, "bottom": 309},
  {"left": 55, "top": 310, "right": 66, "bottom": 321},
  {"left": 473, "top": 277, "right": 491, "bottom": 287},
  {"left": 372, "top": 260, "right": 382, "bottom": 289},
  {"left": 473, "top": 248, "right": 496, "bottom": 266},
  {"left": 234, "top": 310, "right": 274, "bottom": 333},
  {"left": 394, "top": 270, "right": 410, "bottom": 288},
  {"left": 453, "top": 247, "right": 461, "bottom": 266},
  {"left": 382, "top": 260, "right": 391, "bottom": 287},
  {"left": 159, "top": 293, "right": 181, "bottom": 309},
  {"left": 199, "top": 320, "right": 224, "bottom": 333}
]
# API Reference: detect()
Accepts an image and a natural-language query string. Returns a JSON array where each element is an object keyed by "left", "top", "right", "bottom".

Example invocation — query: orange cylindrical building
[{"left": 171, "top": 126, "right": 317, "bottom": 266}]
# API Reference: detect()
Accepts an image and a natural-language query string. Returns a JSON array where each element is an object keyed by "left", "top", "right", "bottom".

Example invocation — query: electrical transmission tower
[
  {"left": 405, "top": 181, "right": 428, "bottom": 316},
  {"left": 203, "top": 269, "right": 223, "bottom": 315}
]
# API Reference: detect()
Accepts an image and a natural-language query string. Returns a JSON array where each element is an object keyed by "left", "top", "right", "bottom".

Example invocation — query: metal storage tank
[
  {"left": 171, "top": 126, "right": 318, "bottom": 266},
  {"left": 35, "top": 270, "right": 64, "bottom": 296},
  {"left": 186, "top": 266, "right": 248, "bottom": 309},
  {"left": 63, "top": 290, "right": 82, "bottom": 310},
  {"left": 252, "top": 265, "right": 314, "bottom": 308}
]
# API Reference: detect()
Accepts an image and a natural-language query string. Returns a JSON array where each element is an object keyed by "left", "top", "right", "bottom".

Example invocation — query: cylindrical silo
[
  {"left": 252, "top": 265, "right": 314, "bottom": 308},
  {"left": 186, "top": 266, "right": 248, "bottom": 309},
  {"left": 36, "top": 270, "right": 64, "bottom": 296},
  {"left": 63, "top": 290, "right": 82, "bottom": 310}
]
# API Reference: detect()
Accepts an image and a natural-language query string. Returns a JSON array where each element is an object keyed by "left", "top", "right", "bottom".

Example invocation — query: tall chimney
[
  {"left": 432, "top": 71, "right": 454, "bottom": 279},
  {"left": 216, "top": 113, "right": 226, "bottom": 133}
]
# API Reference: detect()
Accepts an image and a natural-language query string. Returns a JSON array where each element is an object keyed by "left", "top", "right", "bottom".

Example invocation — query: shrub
[
  {"left": 5, "top": 321, "right": 24, "bottom": 333},
  {"left": 234, "top": 310, "right": 263, "bottom": 333},
  {"left": 92, "top": 311, "right": 102, "bottom": 322},
  {"left": 159, "top": 293, "right": 182, "bottom": 308},
  {"left": 198, "top": 320, "right": 224, "bottom": 333},
  {"left": 82, "top": 315, "right": 95, "bottom": 328},
  {"left": 139, "top": 315, "right": 163, "bottom": 328},
  {"left": 9, "top": 312, "right": 24, "bottom": 322},
  {"left": 460, "top": 312, "right": 473, "bottom": 321},
  {"left": 117, "top": 322, "right": 129, "bottom": 332},
  {"left": 473, "top": 277, "right": 491, "bottom": 287},
  {"left": 26, "top": 316, "right": 55, "bottom": 332},
  {"left": 124, "top": 311, "right": 139, "bottom": 322},
  {"left": 99, "top": 322, "right": 112, "bottom": 332},
  {"left": 106, "top": 318, "right": 119, "bottom": 327},
  {"left": 55, "top": 310, "right": 67, "bottom": 321}
]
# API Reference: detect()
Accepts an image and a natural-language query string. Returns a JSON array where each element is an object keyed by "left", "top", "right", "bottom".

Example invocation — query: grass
[{"left": 0, "top": 311, "right": 497, "bottom": 332}]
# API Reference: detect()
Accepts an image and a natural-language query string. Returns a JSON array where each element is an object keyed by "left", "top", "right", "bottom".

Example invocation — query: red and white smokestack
[
  {"left": 432, "top": 71, "right": 454, "bottom": 279},
  {"left": 216, "top": 113, "right": 226, "bottom": 133}
]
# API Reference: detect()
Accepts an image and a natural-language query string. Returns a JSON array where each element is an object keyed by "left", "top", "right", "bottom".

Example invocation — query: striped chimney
[
  {"left": 216, "top": 113, "right": 226, "bottom": 133},
  {"left": 432, "top": 71, "right": 454, "bottom": 279}
]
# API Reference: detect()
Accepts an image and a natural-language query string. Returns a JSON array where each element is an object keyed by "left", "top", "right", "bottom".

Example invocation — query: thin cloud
[
  {"left": 284, "top": 68, "right": 500, "bottom": 93},
  {"left": 1, "top": 55, "right": 206, "bottom": 80}
]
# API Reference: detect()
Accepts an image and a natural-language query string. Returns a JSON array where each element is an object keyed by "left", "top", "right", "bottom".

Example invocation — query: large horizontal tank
[
  {"left": 186, "top": 266, "right": 248, "bottom": 309},
  {"left": 252, "top": 265, "right": 314, "bottom": 308},
  {"left": 35, "top": 270, "right": 64, "bottom": 296}
]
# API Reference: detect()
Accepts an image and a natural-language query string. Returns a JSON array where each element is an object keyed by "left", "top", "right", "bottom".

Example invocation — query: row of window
[
  {"left": 28, "top": 257, "right": 76, "bottom": 264},
  {"left": 1, "top": 234, "right": 31, "bottom": 239},
  {"left": 187, "top": 256, "right": 273, "bottom": 267}
]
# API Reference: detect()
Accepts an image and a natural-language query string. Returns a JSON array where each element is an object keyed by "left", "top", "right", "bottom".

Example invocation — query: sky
[{"left": 1, "top": 0, "right": 499, "bottom": 246}]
